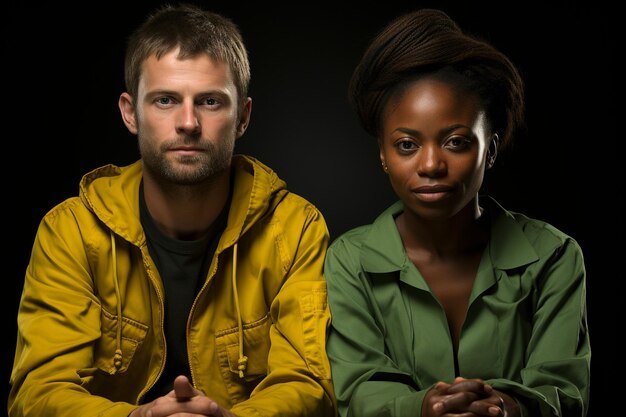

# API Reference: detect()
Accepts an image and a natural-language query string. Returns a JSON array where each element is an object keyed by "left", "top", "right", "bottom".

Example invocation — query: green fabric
[{"left": 325, "top": 196, "right": 590, "bottom": 417}]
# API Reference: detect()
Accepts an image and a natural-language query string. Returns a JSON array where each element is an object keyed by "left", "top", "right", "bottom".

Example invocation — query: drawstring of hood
[
  {"left": 231, "top": 243, "right": 248, "bottom": 378},
  {"left": 108, "top": 233, "right": 248, "bottom": 378},
  {"left": 111, "top": 232, "right": 123, "bottom": 370},
  {"left": 76, "top": 156, "right": 284, "bottom": 379}
]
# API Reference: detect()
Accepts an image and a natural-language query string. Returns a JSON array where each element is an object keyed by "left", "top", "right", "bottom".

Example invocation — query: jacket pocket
[
  {"left": 215, "top": 314, "right": 271, "bottom": 402},
  {"left": 92, "top": 307, "right": 149, "bottom": 375}
]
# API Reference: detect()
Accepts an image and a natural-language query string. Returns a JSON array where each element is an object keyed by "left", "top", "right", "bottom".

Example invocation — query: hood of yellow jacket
[{"left": 77, "top": 153, "right": 289, "bottom": 249}]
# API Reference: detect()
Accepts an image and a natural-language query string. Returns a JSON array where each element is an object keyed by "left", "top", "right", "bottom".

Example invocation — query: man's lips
[{"left": 169, "top": 146, "right": 206, "bottom": 155}]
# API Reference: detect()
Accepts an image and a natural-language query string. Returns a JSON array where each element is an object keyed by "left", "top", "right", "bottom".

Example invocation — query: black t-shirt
[{"left": 139, "top": 183, "right": 228, "bottom": 401}]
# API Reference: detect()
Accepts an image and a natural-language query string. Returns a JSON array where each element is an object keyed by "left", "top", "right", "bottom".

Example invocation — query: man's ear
[
  {"left": 119, "top": 92, "right": 138, "bottom": 135},
  {"left": 236, "top": 97, "right": 252, "bottom": 138}
]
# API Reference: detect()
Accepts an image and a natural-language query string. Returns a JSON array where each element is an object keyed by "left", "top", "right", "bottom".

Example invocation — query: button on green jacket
[
  {"left": 9, "top": 155, "right": 336, "bottom": 417},
  {"left": 325, "top": 197, "right": 590, "bottom": 417}
]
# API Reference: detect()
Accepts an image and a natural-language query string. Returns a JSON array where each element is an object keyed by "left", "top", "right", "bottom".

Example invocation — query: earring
[{"left": 381, "top": 161, "right": 388, "bottom": 172}]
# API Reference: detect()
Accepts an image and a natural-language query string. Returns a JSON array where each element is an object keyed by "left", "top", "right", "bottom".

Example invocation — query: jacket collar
[
  {"left": 220, "top": 154, "right": 287, "bottom": 249},
  {"left": 360, "top": 196, "right": 539, "bottom": 274},
  {"left": 78, "top": 155, "right": 287, "bottom": 248}
]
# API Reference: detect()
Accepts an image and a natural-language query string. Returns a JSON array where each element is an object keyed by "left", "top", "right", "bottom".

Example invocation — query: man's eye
[{"left": 202, "top": 98, "right": 219, "bottom": 106}]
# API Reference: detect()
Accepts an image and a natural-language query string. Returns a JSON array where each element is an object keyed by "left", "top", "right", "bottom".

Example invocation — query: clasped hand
[
  {"left": 129, "top": 375, "right": 238, "bottom": 417},
  {"left": 423, "top": 376, "right": 505, "bottom": 417}
]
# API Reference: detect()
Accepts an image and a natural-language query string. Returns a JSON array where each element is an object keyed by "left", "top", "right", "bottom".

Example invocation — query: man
[{"left": 8, "top": 4, "right": 336, "bottom": 417}]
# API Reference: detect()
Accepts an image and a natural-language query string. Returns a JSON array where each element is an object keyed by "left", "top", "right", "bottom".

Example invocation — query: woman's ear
[
  {"left": 487, "top": 134, "right": 499, "bottom": 169},
  {"left": 379, "top": 148, "right": 388, "bottom": 173}
]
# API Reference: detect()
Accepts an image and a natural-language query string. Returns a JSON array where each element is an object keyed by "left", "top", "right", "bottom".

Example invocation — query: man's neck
[{"left": 142, "top": 172, "right": 231, "bottom": 241}]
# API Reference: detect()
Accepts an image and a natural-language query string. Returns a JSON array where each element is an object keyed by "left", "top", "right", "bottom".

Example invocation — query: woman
[{"left": 325, "top": 8, "right": 590, "bottom": 417}]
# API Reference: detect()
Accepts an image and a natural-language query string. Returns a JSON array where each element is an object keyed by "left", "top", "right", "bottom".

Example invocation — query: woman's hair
[
  {"left": 349, "top": 8, "right": 524, "bottom": 152},
  {"left": 123, "top": 3, "right": 250, "bottom": 105}
]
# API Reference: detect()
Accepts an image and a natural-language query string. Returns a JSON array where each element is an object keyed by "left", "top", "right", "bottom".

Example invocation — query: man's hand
[{"left": 129, "top": 375, "right": 239, "bottom": 417}]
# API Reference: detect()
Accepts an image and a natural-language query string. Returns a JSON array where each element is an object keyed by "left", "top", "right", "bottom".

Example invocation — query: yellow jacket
[{"left": 9, "top": 155, "right": 336, "bottom": 417}]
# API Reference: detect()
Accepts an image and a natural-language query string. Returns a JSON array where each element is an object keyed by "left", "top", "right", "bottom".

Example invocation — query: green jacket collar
[{"left": 360, "top": 196, "right": 539, "bottom": 274}]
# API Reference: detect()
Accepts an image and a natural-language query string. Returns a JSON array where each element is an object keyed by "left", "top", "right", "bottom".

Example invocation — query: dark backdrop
[{"left": 3, "top": 2, "right": 617, "bottom": 416}]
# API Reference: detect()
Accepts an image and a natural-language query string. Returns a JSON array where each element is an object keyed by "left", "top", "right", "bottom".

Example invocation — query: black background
[{"left": 3, "top": 2, "right": 618, "bottom": 416}]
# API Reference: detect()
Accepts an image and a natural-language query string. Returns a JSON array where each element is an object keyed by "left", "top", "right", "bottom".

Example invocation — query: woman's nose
[{"left": 416, "top": 145, "right": 446, "bottom": 177}]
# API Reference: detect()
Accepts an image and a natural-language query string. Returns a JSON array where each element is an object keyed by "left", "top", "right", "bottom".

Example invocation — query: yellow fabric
[{"left": 9, "top": 154, "right": 336, "bottom": 417}]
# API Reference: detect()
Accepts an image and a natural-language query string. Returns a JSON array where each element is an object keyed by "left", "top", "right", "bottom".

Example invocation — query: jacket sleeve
[
  {"left": 8, "top": 204, "right": 137, "bottom": 417},
  {"left": 230, "top": 203, "right": 337, "bottom": 417},
  {"left": 325, "top": 235, "right": 427, "bottom": 417},
  {"left": 488, "top": 237, "right": 591, "bottom": 417}
]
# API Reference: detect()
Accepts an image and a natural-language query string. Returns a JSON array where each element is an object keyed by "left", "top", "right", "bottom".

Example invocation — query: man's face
[{"left": 125, "top": 48, "right": 250, "bottom": 185}]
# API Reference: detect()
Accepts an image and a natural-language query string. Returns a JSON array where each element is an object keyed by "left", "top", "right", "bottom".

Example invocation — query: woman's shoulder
[
  {"left": 486, "top": 196, "right": 583, "bottom": 257},
  {"left": 328, "top": 224, "right": 373, "bottom": 252},
  {"left": 330, "top": 201, "right": 403, "bottom": 249}
]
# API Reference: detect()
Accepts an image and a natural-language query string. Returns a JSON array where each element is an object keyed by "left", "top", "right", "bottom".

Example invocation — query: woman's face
[{"left": 379, "top": 78, "right": 493, "bottom": 221}]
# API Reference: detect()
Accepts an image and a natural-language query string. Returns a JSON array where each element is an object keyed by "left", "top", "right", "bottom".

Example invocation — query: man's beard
[{"left": 138, "top": 133, "right": 234, "bottom": 185}]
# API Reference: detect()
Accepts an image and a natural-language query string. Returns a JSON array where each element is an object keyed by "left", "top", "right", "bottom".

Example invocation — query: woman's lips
[{"left": 412, "top": 185, "right": 454, "bottom": 202}]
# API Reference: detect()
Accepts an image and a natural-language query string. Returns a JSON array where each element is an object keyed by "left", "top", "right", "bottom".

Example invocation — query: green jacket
[
  {"left": 9, "top": 155, "right": 336, "bottom": 417},
  {"left": 325, "top": 197, "right": 590, "bottom": 417}
]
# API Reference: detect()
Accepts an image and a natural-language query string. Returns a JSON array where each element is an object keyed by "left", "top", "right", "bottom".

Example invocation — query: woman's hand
[{"left": 422, "top": 377, "right": 506, "bottom": 417}]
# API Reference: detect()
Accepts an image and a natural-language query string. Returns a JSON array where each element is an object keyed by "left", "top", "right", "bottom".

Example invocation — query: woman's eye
[
  {"left": 446, "top": 137, "right": 471, "bottom": 150},
  {"left": 397, "top": 140, "right": 417, "bottom": 152}
]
